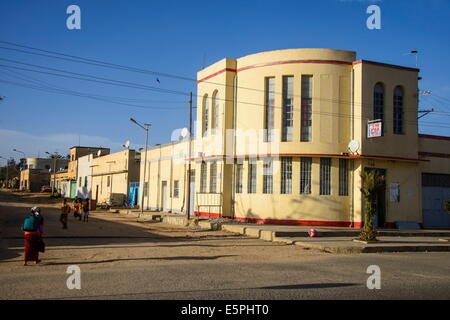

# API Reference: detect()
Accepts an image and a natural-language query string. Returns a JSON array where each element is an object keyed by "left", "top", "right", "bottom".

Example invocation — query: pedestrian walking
[
  {"left": 73, "top": 198, "right": 82, "bottom": 220},
  {"left": 82, "top": 198, "right": 90, "bottom": 222},
  {"left": 60, "top": 199, "right": 71, "bottom": 229},
  {"left": 22, "top": 207, "right": 45, "bottom": 266}
]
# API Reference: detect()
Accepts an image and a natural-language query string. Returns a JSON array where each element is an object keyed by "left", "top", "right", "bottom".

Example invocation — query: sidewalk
[{"left": 114, "top": 210, "right": 450, "bottom": 254}]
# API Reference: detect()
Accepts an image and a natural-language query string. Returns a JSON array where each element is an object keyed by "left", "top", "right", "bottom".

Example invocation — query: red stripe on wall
[
  {"left": 418, "top": 134, "right": 450, "bottom": 141},
  {"left": 419, "top": 151, "right": 450, "bottom": 159},
  {"left": 197, "top": 68, "right": 236, "bottom": 84},
  {"left": 194, "top": 211, "right": 362, "bottom": 228}
]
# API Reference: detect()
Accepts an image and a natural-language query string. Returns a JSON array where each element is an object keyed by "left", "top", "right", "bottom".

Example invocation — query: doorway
[
  {"left": 161, "top": 181, "right": 168, "bottom": 212},
  {"left": 364, "top": 168, "right": 386, "bottom": 228}
]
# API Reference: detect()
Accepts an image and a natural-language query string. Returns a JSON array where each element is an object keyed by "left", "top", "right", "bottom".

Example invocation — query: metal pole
[
  {"left": 52, "top": 157, "right": 56, "bottom": 194},
  {"left": 186, "top": 92, "right": 192, "bottom": 221},
  {"left": 140, "top": 125, "right": 149, "bottom": 218}
]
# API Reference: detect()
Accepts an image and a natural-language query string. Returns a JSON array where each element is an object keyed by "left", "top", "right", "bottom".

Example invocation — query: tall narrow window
[
  {"left": 301, "top": 75, "right": 313, "bottom": 142},
  {"left": 200, "top": 162, "right": 207, "bottom": 193},
  {"left": 339, "top": 159, "right": 348, "bottom": 196},
  {"left": 282, "top": 76, "right": 294, "bottom": 142},
  {"left": 264, "top": 77, "right": 275, "bottom": 142},
  {"left": 320, "top": 158, "right": 331, "bottom": 195},
  {"left": 281, "top": 157, "right": 292, "bottom": 194},
  {"left": 247, "top": 160, "right": 257, "bottom": 194},
  {"left": 300, "top": 157, "right": 312, "bottom": 194},
  {"left": 374, "top": 83, "right": 384, "bottom": 134},
  {"left": 393, "top": 86, "right": 404, "bottom": 134},
  {"left": 202, "top": 94, "right": 209, "bottom": 137},
  {"left": 212, "top": 91, "right": 220, "bottom": 135},
  {"left": 263, "top": 158, "right": 273, "bottom": 194},
  {"left": 209, "top": 161, "right": 217, "bottom": 193},
  {"left": 173, "top": 180, "right": 179, "bottom": 198},
  {"left": 235, "top": 162, "right": 243, "bottom": 193}
]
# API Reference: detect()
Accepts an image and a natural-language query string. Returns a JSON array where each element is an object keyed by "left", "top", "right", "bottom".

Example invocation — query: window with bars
[
  {"left": 300, "top": 157, "right": 312, "bottom": 194},
  {"left": 144, "top": 182, "right": 148, "bottom": 197},
  {"left": 212, "top": 91, "right": 220, "bottom": 135},
  {"left": 301, "top": 75, "right": 313, "bottom": 142},
  {"left": 282, "top": 76, "right": 294, "bottom": 142},
  {"left": 339, "top": 159, "right": 348, "bottom": 196},
  {"left": 263, "top": 158, "right": 273, "bottom": 194},
  {"left": 393, "top": 86, "right": 404, "bottom": 134},
  {"left": 320, "top": 158, "right": 331, "bottom": 195},
  {"left": 173, "top": 180, "right": 179, "bottom": 198},
  {"left": 247, "top": 160, "right": 257, "bottom": 194},
  {"left": 281, "top": 157, "right": 292, "bottom": 194},
  {"left": 200, "top": 162, "right": 207, "bottom": 193},
  {"left": 235, "top": 163, "right": 243, "bottom": 193},
  {"left": 210, "top": 161, "right": 217, "bottom": 193},
  {"left": 264, "top": 77, "right": 275, "bottom": 142},
  {"left": 202, "top": 94, "right": 209, "bottom": 137},
  {"left": 374, "top": 83, "right": 384, "bottom": 134}
]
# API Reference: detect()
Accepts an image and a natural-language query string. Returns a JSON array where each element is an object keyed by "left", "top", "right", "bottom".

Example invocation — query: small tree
[{"left": 359, "top": 170, "right": 385, "bottom": 242}]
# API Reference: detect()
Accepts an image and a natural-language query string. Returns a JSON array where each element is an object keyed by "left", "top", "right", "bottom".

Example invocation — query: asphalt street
[{"left": 0, "top": 190, "right": 449, "bottom": 300}]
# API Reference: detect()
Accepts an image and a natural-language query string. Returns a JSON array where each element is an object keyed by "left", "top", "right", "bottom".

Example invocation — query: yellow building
[
  {"left": 139, "top": 48, "right": 450, "bottom": 229},
  {"left": 91, "top": 149, "right": 140, "bottom": 205}
]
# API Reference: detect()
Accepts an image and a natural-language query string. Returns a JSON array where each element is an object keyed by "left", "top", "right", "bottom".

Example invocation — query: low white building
[{"left": 76, "top": 154, "right": 93, "bottom": 199}]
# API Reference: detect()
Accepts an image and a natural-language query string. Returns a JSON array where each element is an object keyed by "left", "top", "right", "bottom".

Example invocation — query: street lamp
[
  {"left": 12, "top": 149, "right": 26, "bottom": 169},
  {"left": 130, "top": 117, "right": 151, "bottom": 218},
  {"left": 46, "top": 151, "right": 59, "bottom": 194},
  {"left": 0, "top": 156, "right": 9, "bottom": 189}
]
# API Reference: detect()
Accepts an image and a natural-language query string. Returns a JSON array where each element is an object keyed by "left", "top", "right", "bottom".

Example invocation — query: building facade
[
  {"left": 91, "top": 149, "right": 140, "bottom": 205},
  {"left": 138, "top": 48, "right": 450, "bottom": 228}
]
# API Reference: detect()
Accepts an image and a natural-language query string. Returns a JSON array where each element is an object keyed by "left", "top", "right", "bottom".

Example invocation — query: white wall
[{"left": 76, "top": 154, "right": 93, "bottom": 199}]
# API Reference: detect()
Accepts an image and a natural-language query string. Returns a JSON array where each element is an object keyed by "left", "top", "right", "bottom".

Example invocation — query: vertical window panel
[
  {"left": 200, "top": 162, "right": 207, "bottom": 193},
  {"left": 282, "top": 76, "right": 294, "bottom": 142},
  {"left": 210, "top": 161, "right": 217, "bottom": 193},
  {"left": 301, "top": 75, "right": 313, "bottom": 142},
  {"left": 281, "top": 157, "right": 292, "bottom": 194},
  {"left": 263, "top": 158, "right": 273, "bottom": 194},
  {"left": 393, "top": 86, "right": 404, "bottom": 134},
  {"left": 300, "top": 157, "right": 312, "bottom": 194},
  {"left": 247, "top": 160, "right": 257, "bottom": 194},
  {"left": 264, "top": 78, "right": 275, "bottom": 142},
  {"left": 339, "top": 159, "right": 348, "bottom": 196},
  {"left": 320, "top": 158, "right": 331, "bottom": 195},
  {"left": 235, "top": 163, "right": 243, "bottom": 194}
]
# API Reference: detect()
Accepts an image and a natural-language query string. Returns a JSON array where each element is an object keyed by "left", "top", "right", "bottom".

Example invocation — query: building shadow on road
[{"left": 43, "top": 254, "right": 238, "bottom": 266}]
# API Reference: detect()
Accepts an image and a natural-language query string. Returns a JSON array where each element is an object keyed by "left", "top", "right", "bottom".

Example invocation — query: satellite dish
[
  {"left": 123, "top": 140, "right": 131, "bottom": 149},
  {"left": 348, "top": 140, "right": 360, "bottom": 154},
  {"left": 97, "top": 150, "right": 102, "bottom": 157},
  {"left": 181, "top": 128, "right": 189, "bottom": 138}
]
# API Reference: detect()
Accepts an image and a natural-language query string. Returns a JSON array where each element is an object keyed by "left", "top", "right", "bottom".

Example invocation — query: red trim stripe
[
  {"left": 197, "top": 68, "right": 236, "bottom": 84},
  {"left": 419, "top": 151, "right": 450, "bottom": 159},
  {"left": 194, "top": 211, "right": 362, "bottom": 228},
  {"left": 418, "top": 134, "right": 450, "bottom": 141}
]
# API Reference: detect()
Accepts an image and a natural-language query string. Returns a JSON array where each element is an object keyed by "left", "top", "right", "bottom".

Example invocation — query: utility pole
[
  {"left": 186, "top": 92, "right": 193, "bottom": 221},
  {"left": 130, "top": 118, "right": 150, "bottom": 218}
]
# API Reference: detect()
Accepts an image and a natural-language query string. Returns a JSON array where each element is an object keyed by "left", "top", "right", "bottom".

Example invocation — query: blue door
[{"left": 129, "top": 182, "right": 139, "bottom": 207}]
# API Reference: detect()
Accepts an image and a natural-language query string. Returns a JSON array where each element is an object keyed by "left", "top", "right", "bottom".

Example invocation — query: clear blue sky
[{"left": 1, "top": 0, "right": 450, "bottom": 162}]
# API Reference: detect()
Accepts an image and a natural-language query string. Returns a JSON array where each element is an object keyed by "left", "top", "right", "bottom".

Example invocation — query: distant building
[
  {"left": 51, "top": 146, "right": 110, "bottom": 198},
  {"left": 19, "top": 157, "right": 68, "bottom": 192},
  {"left": 91, "top": 149, "right": 140, "bottom": 205}
]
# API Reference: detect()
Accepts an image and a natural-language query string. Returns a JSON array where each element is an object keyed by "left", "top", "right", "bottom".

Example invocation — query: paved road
[{"left": 1, "top": 190, "right": 449, "bottom": 300}]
